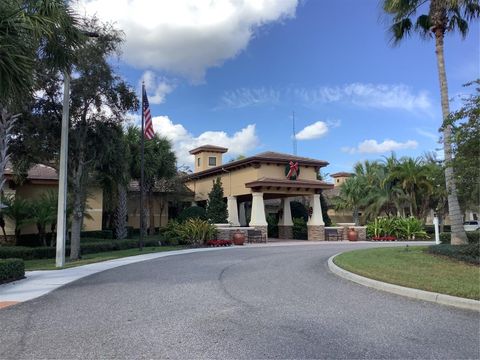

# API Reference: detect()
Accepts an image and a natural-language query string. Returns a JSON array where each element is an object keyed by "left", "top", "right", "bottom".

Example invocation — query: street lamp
[
  {"left": 433, "top": 212, "right": 440, "bottom": 245},
  {"left": 55, "top": 31, "right": 98, "bottom": 268}
]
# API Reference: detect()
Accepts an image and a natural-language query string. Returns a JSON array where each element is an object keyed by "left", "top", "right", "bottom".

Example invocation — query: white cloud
[
  {"left": 342, "top": 139, "right": 418, "bottom": 154},
  {"left": 219, "top": 83, "right": 432, "bottom": 113},
  {"left": 297, "top": 83, "right": 432, "bottom": 113},
  {"left": 219, "top": 87, "right": 280, "bottom": 108},
  {"left": 140, "top": 71, "right": 174, "bottom": 104},
  {"left": 76, "top": 0, "right": 298, "bottom": 82},
  {"left": 151, "top": 116, "right": 260, "bottom": 166},
  {"left": 415, "top": 128, "right": 439, "bottom": 141},
  {"left": 295, "top": 121, "right": 329, "bottom": 140}
]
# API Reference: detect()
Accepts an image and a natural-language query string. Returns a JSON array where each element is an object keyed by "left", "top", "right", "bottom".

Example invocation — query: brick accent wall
[
  {"left": 307, "top": 225, "right": 325, "bottom": 241},
  {"left": 278, "top": 225, "right": 293, "bottom": 239}
]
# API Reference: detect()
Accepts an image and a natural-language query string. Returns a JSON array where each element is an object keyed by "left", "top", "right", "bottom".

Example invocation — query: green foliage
[
  {"left": 177, "top": 206, "right": 207, "bottom": 223},
  {"left": 0, "top": 258, "right": 25, "bottom": 284},
  {"left": 175, "top": 219, "right": 217, "bottom": 246},
  {"left": 290, "top": 201, "right": 308, "bottom": 222},
  {"left": 440, "top": 231, "right": 479, "bottom": 245},
  {"left": 0, "top": 239, "right": 161, "bottom": 260},
  {"left": 428, "top": 244, "right": 479, "bottom": 265},
  {"left": 159, "top": 220, "right": 183, "bottom": 246},
  {"left": 206, "top": 177, "right": 228, "bottom": 223},
  {"left": 292, "top": 217, "right": 307, "bottom": 240},
  {"left": 448, "top": 81, "right": 480, "bottom": 211},
  {"left": 1, "top": 194, "right": 32, "bottom": 244},
  {"left": 320, "top": 191, "right": 332, "bottom": 226},
  {"left": 80, "top": 230, "right": 113, "bottom": 239},
  {"left": 366, "top": 216, "right": 429, "bottom": 239},
  {"left": 266, "top": 214, "right": 279, "bottom": 238}
]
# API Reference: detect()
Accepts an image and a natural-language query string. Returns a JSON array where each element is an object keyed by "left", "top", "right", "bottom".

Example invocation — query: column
[
  {"left": 239, "top": 202, "right": 247, "bottom": 226},
  {"left": 227, "top": 196, "right": 240, "bottom": 226},
  {"left": 249, "top": 192, "right": 268, "bottom": 238},
  {"left": 307, "top": 193, "right": 325, "bottom": 241},
  {"left": 278, "top": 198, "right": 293, "bottom": 239}
]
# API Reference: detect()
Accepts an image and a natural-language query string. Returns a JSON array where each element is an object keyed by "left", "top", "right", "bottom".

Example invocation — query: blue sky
[{"left": 77, "top": 0, "right": 478, "bottom": 178}]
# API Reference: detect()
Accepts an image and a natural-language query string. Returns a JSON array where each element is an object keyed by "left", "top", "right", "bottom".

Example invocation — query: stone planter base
[
  {"left": 308, "top": 225, "right": 325, "bottom": 241},
  {"left": 254, "top": 225, "right": 268, "bottom": 239},
  {"left": 278, "top": 225, "right": 293, "bottom": 239}
]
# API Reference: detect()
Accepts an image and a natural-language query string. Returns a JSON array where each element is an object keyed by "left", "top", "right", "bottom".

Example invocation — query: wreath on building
[{"left": 285, "top": 161, "right": 300, "bottom": 180}]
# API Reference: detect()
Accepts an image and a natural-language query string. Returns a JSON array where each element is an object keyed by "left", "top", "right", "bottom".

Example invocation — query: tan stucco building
[
  {"left": 184, "top": 145, "right": 334, "bottom": 240},
  {"left": 2, "top": 164, "right": 103, "bottom": 238}
]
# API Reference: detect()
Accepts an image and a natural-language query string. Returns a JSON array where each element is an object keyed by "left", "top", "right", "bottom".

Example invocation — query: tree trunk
[
  {"left": 434, "top": 29, "right": 467, "bottom": 245},
  {"left": 115, "top": 184, "right": 128, "bottom": 240},
  {"left": 70, "top": 148, "right": 86, "bottom": 260},
  {"left": 353, "top": 207, "right": 359, "bottom": 226}
]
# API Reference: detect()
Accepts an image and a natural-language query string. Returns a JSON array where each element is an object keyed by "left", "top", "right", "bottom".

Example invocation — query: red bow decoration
[{"left": 286, "top": 161, "right": 299, "bottom": 179}]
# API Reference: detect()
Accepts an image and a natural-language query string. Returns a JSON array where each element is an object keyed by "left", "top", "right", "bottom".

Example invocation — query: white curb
[{"left": 328, "top": 254, "right": 480, "bottom": 312}]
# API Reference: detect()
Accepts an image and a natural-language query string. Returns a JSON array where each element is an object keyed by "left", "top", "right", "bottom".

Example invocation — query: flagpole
[{"left": 139, "top": 82, "right": 145, "bottom": 250}]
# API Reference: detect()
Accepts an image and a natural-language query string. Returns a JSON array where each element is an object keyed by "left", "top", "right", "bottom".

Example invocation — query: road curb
[{"left": 328, "top": 253, "right": 480, "bottom": 312}]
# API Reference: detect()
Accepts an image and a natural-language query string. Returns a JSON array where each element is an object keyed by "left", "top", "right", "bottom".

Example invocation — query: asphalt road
[{"left": 0, "top": 243, "right": 479, "bottom": 359}]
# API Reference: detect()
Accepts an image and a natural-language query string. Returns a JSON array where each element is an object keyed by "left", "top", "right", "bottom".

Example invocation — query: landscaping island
[{"left": 333, "top": 246, "right": 480, "bottom": 300}]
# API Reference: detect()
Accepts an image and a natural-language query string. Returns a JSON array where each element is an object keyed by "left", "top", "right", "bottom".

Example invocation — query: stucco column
[
  {"left": 249, "top": 192, "right": 268, "bottom": 238},
  {"left": 239, "top": 202, "right": 247, "bottom": 226},
  {"left": 307, "top": 194, "right": 325, "bottom": 241},
  {"left": 278, "top": 197, "right": 293, "bottom": 239},
  {"left": 227, "top": 196, "right": 240, "bottom": 226}
]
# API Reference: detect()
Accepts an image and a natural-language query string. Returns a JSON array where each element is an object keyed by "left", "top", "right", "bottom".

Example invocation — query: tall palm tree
[
  {"left": 383, "top": 0, "right": 479, "bottom": 244},
  {"left": 334, "top": 176, "right": 368, "bottom": 225}
]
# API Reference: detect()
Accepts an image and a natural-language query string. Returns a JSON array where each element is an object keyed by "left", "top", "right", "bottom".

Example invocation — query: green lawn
[
  {"left": 334, "top": 246, "right": 480, "bottom": 300},
  {"left": 25, "top": 246, "right": 184, "bottom": 271}
]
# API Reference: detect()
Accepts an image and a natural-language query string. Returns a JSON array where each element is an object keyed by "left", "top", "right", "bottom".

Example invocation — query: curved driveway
[{"left": 0, "top": 243, "right": 479, "bottom": 359}]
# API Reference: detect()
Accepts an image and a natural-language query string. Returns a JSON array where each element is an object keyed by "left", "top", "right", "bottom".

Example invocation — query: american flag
[{"left": 143, "top": 86, "right": 155, "bottom": 140}]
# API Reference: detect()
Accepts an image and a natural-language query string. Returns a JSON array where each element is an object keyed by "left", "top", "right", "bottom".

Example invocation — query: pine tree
[{"left": 206, "top": 178, "right": 228, "bottom": 223}]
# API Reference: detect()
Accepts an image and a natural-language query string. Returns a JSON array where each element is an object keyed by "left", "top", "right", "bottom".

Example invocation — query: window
[
  {"left": 197, "top": 157, "right": 201, "bottom": 167},
  {"left": 208, "top": 157, "right": 217, "bottom": 166},
  {"left": 336, "top": 179, "right": 339, "bottom": 183}
]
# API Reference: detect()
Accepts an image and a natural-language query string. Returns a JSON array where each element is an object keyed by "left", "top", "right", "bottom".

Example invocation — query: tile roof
[
  {"left": 4, "top": 163, "right": 58, "bottom": 181},
  {"left": 189, "top": 145, "right": 228, "bottom": 155},
  {"left": 245, "top": 177, "right": 333, "bottom": 190},
  {"left": 330, "top": 172, "right": 353, "bottom": 178}
]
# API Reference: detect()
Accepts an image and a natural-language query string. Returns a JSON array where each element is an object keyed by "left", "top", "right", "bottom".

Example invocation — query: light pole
[
  {"left": 55, "top": 31, "right": 98, "bottom": 268},
  {"left": 433, "top": 212, "right": 440, "bottom": 245},
  {"left": 55, "top": 70, "right": 70, "bottom": 268}
]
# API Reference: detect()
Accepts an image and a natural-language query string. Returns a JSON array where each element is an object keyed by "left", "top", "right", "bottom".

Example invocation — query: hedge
[
  {"left": 0, "top": 238, "right": 161, "bottom": 260},
  {"left": 424, "top": 225, "right": 451, "bottom": 234},
  {"left": 440, "top": 232, "right": 479, "bottom": 244},
  {"left": 427, "top": 244, "right": 480, "bottom": 265},
  {"left": 0, "top": 259, "right": 25, "bottom": 284},
  {"left": 80, "top": 230, "right": 113, "bottom": 239}
]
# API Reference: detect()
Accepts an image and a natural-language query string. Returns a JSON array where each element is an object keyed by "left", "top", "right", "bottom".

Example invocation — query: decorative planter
[
  {"left": 232, "top": 231, "right": 245, "bottom": 246},
  {"left": 347, "top": 228, "right": 358, "bottom": 241}
]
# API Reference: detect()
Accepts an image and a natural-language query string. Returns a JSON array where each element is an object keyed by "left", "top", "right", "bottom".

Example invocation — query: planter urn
[
  {"left": 347, "top": 228, "right": 358, "bottom": 242},
  {"left": 232, "top": 231, "right": 245, "bottom": 246}
]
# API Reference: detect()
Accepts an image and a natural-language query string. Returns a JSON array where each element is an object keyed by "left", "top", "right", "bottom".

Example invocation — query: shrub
[
  {"left": 206, "top": 240, "right": 232, "bottom": 247},
  {"left": 177, "top": 206, "right": 207, "bottom": 223},
  {"left": 291, "top": 202, "right": 308, "bottom": 222},
  {"left": 440, "top": 231, "right": 479, "bottom": 244},
  {"left": 427, "top": 244, "right": 480, "bottom": 264},
  {"left": 292, "top": 217, "right": 307, "bottom": 240},
  {"left": 159, "top": 221, "right": 183, "bottom": 246},
  {"left": 267, "top": 214, "right": 279, "bottom": 238},
  {"left": 176, "top": 219, "right": 217, "bottom": 246},
  {"left": 366, "top": 216, "right": 429, "bottom": 240},
  {"left": 0, "top": 239, "right": 162, "bottom": 260},
  {"left": 0, "top": 259, "right": 25, "bottom": 284},
  {"left": 0, "top": 246, "right": 55, "bottom": 260},
  {"left": 206, "top": 178, "right": 228, "bottom": 223},
  {"left": 80, "top": 230, "right": 113, "bottom": 239}
]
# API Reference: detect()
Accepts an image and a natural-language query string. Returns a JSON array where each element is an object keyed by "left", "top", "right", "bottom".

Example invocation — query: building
[
  {"left": 184, "top": 145, "right": 334, "bottom": 240},
  {"left": 2, "top": 164, "right": 103, "bottom": 239}
]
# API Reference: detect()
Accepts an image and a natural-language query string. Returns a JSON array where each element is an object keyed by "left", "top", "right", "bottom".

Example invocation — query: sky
[{"left": 74, "top": 0, "right": 479, "bottom": 180}]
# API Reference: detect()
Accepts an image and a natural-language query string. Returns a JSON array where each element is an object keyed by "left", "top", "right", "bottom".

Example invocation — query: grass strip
[
  {"left": 334, "top": 246, "right": 480, "bottom": 300},
  {"left": 25, "top": 246, "right": 184, "bottom": 271}
]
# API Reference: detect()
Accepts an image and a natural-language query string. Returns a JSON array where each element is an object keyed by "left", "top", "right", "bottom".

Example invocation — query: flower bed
[
  {"left": 206, "top": 240, "right": 232, "bottom": 247},
  {"left": 371, "top": 236, "right": 397, "bottom": 242}
]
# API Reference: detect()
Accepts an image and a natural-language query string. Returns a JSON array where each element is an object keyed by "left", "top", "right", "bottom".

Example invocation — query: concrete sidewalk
[{"left": 0, "top": 240, "right": 434, "bottom": 308}]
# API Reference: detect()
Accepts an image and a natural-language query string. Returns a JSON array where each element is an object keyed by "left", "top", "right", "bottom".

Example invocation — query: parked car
[{"left": 463, "top": 221, "right": 480, "bottom": 232}]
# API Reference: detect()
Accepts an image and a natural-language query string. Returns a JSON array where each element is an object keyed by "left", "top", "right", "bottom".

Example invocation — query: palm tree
[
  {"left": 383, "top": 0, "right": 479, "bottom": 244},
  {"left": 2, "top": 195, "right": 32, "bottom": 245},
  {"left": 334, "top": 176, "right": 368, "bottom": 225},
  {"left": 30, "top": 191, "right": 58, "bottom": 246}
]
